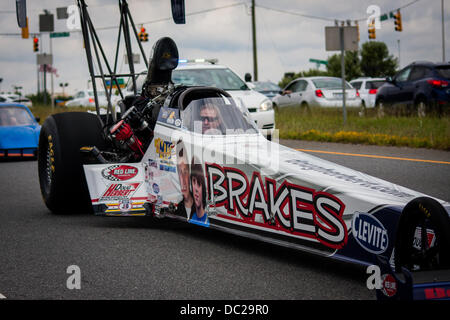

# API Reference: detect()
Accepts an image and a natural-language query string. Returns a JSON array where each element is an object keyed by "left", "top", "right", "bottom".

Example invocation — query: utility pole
[
  {"left": 339, "top": 24, "right": 347, "bottom": 125},
  {"left": 397, "top": 39, "right": 401, "bottom": 68},
  {"left": 251, "top": 0, "right": 258, "bottom": 81},
  {"left": 442, "top": 0, "right": 446, "bottom": 62},
  {"left": 50, "top": 35, "right": 54, "bottom": 111}
]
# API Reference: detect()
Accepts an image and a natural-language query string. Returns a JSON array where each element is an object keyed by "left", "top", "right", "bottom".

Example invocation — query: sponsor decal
[
  {"left": 352, "top": 212, "right": 388, "bottom": 254},
  {"left": 412, "top": 227, "right": 436, "bottom": 250},
  {"left": 101, "top": 165, "right": 138, "bottom": 181},
  {"left": 159, "top": 164, "right": 176, "bottom": 173},
  {"left": 424, "top": 287, "right": 450, "bottom": 300},
  {"left": 205, "top": 163, "right": 348, "bottom": 249},
  {"left": 100, "top": 183, "right": 140, "bottom": 201},
  {"left": 152, "top": 183, "right": 160, "bottom": 194},
  {"left": 119, "top": 199, "right": 131, "bottom": 212},
  {"left": 285, "top": 159, "right": 414, "bottom": 198},
  {"left": 155, "top": 138, "right": 174, "bottom": 160},
  {"left": 381, "top": 274, "right": 397, "bottom": 297}
]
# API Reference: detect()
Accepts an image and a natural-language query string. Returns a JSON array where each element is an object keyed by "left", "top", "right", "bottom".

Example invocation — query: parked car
[
  {"left": 65, "top": 90, "right": 119, "bottom": 108},
  {"left": 0, "top": 94, "right": 32, "bottom": 108},
  {"left": 273, "top": 77, "right": 361, "bottom": 110},
  {"left": 124, "top": 61, "right": 275, "bottom": 139},
  {"left": 349, "top": 77, "right": 386, "bottom": 109},
  {"left": 247, "top": 81, "right": 281, "bottom": 100},
  {"left": 376, "top": 61, "right": 450, "bottom": 117},
  {"left": 0, "top": 103, "right": 41, "bottom": 158}
]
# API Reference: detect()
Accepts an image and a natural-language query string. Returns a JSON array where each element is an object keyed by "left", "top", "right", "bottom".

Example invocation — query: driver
[{"left": 199, "top": 103, "right": 224, "bottom": 134}]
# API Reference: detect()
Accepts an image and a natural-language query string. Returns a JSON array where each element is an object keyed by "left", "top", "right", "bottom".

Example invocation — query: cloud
[{"left": 0, "top": 0, "right": 448, "bottom": 96}]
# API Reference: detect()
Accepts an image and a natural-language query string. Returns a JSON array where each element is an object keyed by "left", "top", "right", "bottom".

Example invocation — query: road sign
[
  {"left": 39, "top": 13, "right": 54, "bottom": 32},
  {"left": 309, "top": 58, "right": 328, "bottom": 65},
  {"left": 50, "top": 32, "right": 70, "bottom": 38},
  {"left": 37, "top": 53, "right": 53, "bottom": 65},
  {"left": 124, "top": 53, "right": 140, "bottom": 64},
  {"left": 56, "top": 7, "right": 69, "bottom": 19},
  {"left": 105, "top": 78, "right": 125, "bottom": 89},
  {"left": 325, "top": 26, "right": 359, "bottom": 51}
]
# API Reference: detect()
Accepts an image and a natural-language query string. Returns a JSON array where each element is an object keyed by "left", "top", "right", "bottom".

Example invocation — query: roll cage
[{"left": 75, "top": 0, "right": 185, "bottom": 129}]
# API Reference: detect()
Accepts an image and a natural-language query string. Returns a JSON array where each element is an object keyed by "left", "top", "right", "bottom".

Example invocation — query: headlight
[{"left": 260, "top": 99, "right": 273, "bottom": 111}]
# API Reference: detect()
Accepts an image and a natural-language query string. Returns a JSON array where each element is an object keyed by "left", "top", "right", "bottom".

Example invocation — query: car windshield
[
  {"left": 435, "top": 66, "right": 450, "bottom": 79},
  {"left": 126, "top": 72, "right": 147, "bottom": 93},
  {"left": 180, "top": 97, "right": 258, "bottom": 135},
  {"left": 172, "top": 68, "right": 248, "bottom": 91},
  {"left": 252, "top": 82, "right": 280, "bottom": 91},
  {"left": 366, "top": 81, "right": 386, "bottom": 89},
  {"left": 0, "top": 107, "right": 34, "bottom": 126},
  {"left": 312, "top": 78, "right": 352, "bottom": 89}
]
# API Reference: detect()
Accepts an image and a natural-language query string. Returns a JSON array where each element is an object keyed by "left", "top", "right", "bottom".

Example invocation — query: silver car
[
  {"left": 273, "top": 77, "right": 361, "bottom": 109},
  {"left": 65, "top": 90, "right": 119, "bottom": 108}
]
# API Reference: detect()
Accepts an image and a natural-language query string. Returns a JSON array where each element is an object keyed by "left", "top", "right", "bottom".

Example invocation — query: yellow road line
[{"left": 295, "top": 149, "right": 450, "bottom": 165}]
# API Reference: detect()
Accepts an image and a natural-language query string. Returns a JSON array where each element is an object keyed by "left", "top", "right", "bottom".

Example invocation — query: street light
[{"left": 59, "top": 82, "right": 68, "bottom": 96}]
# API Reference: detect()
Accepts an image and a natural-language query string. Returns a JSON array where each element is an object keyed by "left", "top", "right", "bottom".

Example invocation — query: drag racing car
[
  {"left": 33, "top": 0, "right": 449, "bottom": 300},
  {"left": 37, "top": 37, "right": 450, "bottom": 300}
]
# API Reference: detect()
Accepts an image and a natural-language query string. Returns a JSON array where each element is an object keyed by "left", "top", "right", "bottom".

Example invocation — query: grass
[
  {"left": 31, "top": 104, "right": 97, "bottom": 122},
  {"left": 276, "top": 106, "right": 450, "bottom": 150},
  {"left": 30, "top": 104, "right": 450, "bottom": 150}
]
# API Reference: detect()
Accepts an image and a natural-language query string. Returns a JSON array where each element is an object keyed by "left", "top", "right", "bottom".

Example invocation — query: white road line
[{"left": 0, "top": 293, "right": 6, "bottom": 299}]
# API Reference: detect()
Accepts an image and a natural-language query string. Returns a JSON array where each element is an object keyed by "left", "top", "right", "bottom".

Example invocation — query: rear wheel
[
  {"left": 38, "top": 112, "right": 107, "bottom": 214},
  {"left": 359, "top": 100, "right": 367, "bottom": 117},
  {"left": 299, "top": 102, "right": 311, "bottom": 116},
  {"left": 394, "top": 197, "right": 450, "bottom": 272}
]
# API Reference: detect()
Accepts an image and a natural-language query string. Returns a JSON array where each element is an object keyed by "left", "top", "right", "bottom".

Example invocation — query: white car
[
  {"left": 65, "top": 90, "right": 119, "bottom": 108},
  {"left": 124, "top": 62, "right": 275, "bottom": 139},
  {"left": 0, "top": 94, "right": 32, "bottom": 108},
  {"left": 349, "top": 77, "right": 386, "bottom": 108},
  {"left": 273, "top": 77, "right": 361, "bottom": 109}
]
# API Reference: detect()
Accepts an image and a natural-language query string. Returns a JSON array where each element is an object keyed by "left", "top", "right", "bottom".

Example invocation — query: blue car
[
  {"left": 376, "top": 61, "right": 450, "bottom": 117},
  {"left": 0, "top": 103, "right": 41, "bottom": 158}
]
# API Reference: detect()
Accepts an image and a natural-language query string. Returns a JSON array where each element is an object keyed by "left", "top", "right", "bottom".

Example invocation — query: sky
[{"left": 0, "top": 0, "right": 449, "bottom": 96}]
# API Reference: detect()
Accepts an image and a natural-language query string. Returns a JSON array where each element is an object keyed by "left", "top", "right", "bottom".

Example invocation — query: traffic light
[
  {"left": 33, "top": 37, "right": 39, "bottom": 52},
  {"left": 21, "top": 17, "right": 29, "bottom": 39},
  {"left": 139, "top": 27, "right": 148, "bottom": 42},
  {"left": 368, "top": 20, "right": 376, "bottom": 39},
  {"left": 394, "top": 10, "right": 402, "bottom": 32}
]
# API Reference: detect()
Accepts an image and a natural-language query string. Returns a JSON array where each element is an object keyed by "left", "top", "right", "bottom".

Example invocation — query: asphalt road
[{"left": 0, "top": 140, "right": 449, "bottom": 300}]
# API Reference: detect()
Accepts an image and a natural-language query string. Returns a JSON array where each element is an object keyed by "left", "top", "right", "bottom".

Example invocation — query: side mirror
[
  {"left": 386, "top": 76, "right": 394, "bottom": 83},
  {"left": 35, "top": 116, "right": 40, "bottom": 123}
]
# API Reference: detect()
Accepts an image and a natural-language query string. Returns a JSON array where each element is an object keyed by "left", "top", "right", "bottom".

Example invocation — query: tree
[
  {"left": 360, "top": 41, "right": 398, "bottom": 77},
  {"left": 278, "top": 68, "right": 329, "bottom": 88},
  {"left": 326, "top": 50, "right": 362, "bottom": 81}
]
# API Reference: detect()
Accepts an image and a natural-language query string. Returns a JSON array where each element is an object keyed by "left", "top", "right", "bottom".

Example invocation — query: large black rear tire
[
  {"left": 38, "top": 112, "right": 106, "bottom": 214},
  {"left": 394, "top": 197, "right": 450, "bottom": 272}
]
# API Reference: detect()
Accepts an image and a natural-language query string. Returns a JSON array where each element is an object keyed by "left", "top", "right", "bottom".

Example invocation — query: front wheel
[{"left": 394, "top": 197, "right": 450, "bottom": 272}]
